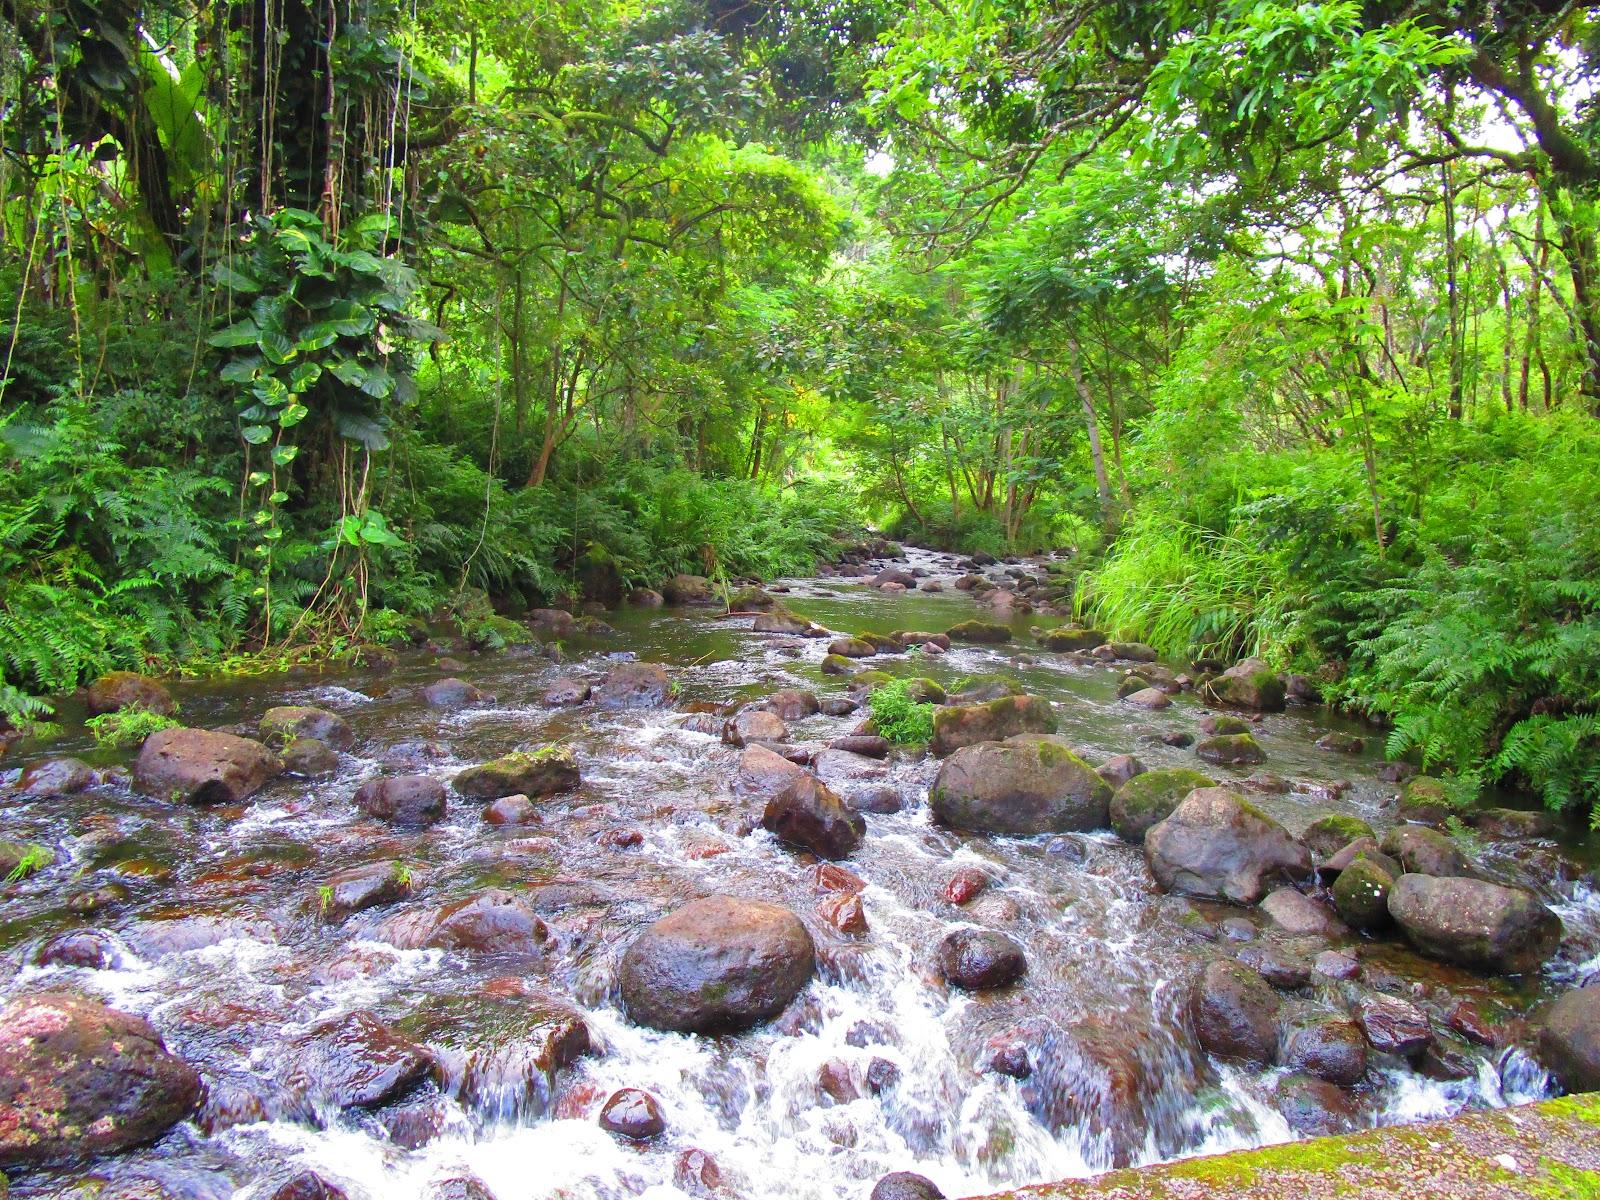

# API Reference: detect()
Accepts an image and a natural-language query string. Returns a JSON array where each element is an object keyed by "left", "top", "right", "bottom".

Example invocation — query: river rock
[
  {"left": 1123, "top": 687, "right": 1171, "bottom": 710},
  {"left": 1037, "top": 627, "right": 1105, "bottom": 652},
  {"left": 1316, "top": 731, "right": 1365, "bottom": 754},
  {"left": 753, "top": 607, "right": 814, "bottom": 635},
  {"left": 134, "top": 727, "right": 283, "bottom": 804},
  {"left": 594, "top": 662, "right": 673, "bottom": 708},
  {"left": 1274, "top": 1073, "right": 1359, "bottom": 1137},
  {"left": 763, "top": 775, "right": 865, "bottom": 859},
  {"left": 1380, "top": 825, "right": 1472, "bottom": 878},
  {"left": 282, "top": 736, "right": 340, "bottom": 777},
  {"left": 35, "top": 929, "right": 120, "bottom": 970},
  {"left": 936, "top": 929, "right": 1027, "bottom": 990},
  {"left": 1260, "top": 887, "right": 1348, "bottom": 938},
  {"left": 724, "top": 709, "right": 789, "bottom": 747},
  {"left": 1096, "top": 754, "right": 1144, "bottom": 790},
  {"left": 1357, "top": 993, "right": 1433, "bottom": 1057},
  {"left": 1108, "top": 767, "right": 1215, "bottom": 844},
  {"left": 628, "top": 588, "right": 665, "bottom": 608},
  {"left": 1282, "top": 1017, "right": 1367, "bottom": 1085},
  {"left": 422, "top": 677, "right": 493, "bottom": 708},
  {"left": 542, "top": 676, "right": 590, "bottom": 705},
  {"left": 1235, "top": 942, "right": 1313, "bottom": 989},
  {"left": 17, "top": 756, "right": 94, "bottom": 797},
  {"left": 763, "top": 689, "right": 821, "bottom": 720},
  {"left": 1194, "top": 733, "right": 1267, "bottom": 765},
  {"left": 817, "top": 891, "right": 868, "bottom": 934},
  {"left": 1301, "top": 814, "right": 1376, "bottom": 860},
  {"left": 322, "top": 860, "right": 412, "bottom": 921},
  {"left": 599, "top": 1088, "right": 665, "bottom": 1140},
  {"left": 1539, "top": 985, "right": 1600, "bottom": 1093},
  {"left": 1202, "top": 657, "right": 1286, "bottom": 711},
  {"left": 259, "top": 705, "right": 354, "bottom": 750},
  {"left": 930, "top": 695, "right": 1056, "bottom": 757},
  {"left": 86, "top": 671, "right": 175, "bottom": 716},
  {"left": 735, "top": 744, "right": 810, "bottom": 797},
  {"left": 618, "top": 896, "right": 815, "bottom": 1033},
  {"left": 1387, "top": 874, "right": 1562, "bottom": 974},
  {"left": 268, "top": 1171, "right": 353, "bottom": 1200},
  {"left": 1198, "top": 714, "right": 1252, "bottom": 737},
  {"left": 1332, "top": 853, "right": 1396, "bottom": 930},
  {"left": 1190, "top": 960, "right": 1278, "bottom": 1064},
  {"left": 454, "top": 747, "right": 579, "bottom": 800},
  {"left": 828, "top": 637, "right": 877, "bottom": 659},
  {"left": 829, "top": 735, "right": 891, "bottom": 758},
  {"left": 355, "top": 774, "right": 447, "bottom": 825},
  {"left": 1145, "top": 788, "right": 1311, "bottom": 904},
  {"left": 871, "top": 1174, "right": 945, "bottom": 1200},
  {"left": 1470, "top": 807, "right": 1560, "bottom": 840},
  {"left": 284, "top": 1010, "right": 434, "bottom": 1110},
  {"left": 1396, "top": 776, "right": 1453, "bottom": 826},
  {"left": 930, "top": 737, "right": 1110, "bottom": 835},
  {"left": 946, "top": 620, "right": 1011, "bottom": 644},
  {"left": 0, "top": 991, "right": 201, "bottom": 1166},
  {"left": 663, "top": 574, "right": 716, "bottom": 604},
  {"left": 426, "top": 889, "right": 548, "bottom": 955},
  {"left": 820, "top": 654, "right": 856, "bottom": 675}
]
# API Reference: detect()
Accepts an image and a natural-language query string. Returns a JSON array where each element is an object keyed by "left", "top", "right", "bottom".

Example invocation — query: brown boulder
[{"left": 134, "top": 727, "right": 283, "bottom": 804}]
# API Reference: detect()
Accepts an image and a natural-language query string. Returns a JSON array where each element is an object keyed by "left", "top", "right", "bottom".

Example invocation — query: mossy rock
[
  {"left": 1037, "top": 627, "right": 1105, "bottom": 652},
  {"left": 930, "top": 695, "right": 1056, "bottom": 757},
  {"left": 1332, "top": 854, "right": 1394, "bottom": 930},
  {"left": 902, "top": 678, "right": 947, "bottom": 704},
  {"left": 1195, "top": 733, "right": 1267, "bottom": 766},
  {"left": 1301, "top": 814, "right": 1376, "bottom": 860},
  {"left": 467, "top": 614, "right": 538, "bottom": 649},
  {"left": 820, "top": 654, "right": 856, "bottom": 676},
  {"left": 727, "top": 586, "right": 778, "bottom": 611},
  {"left": 947, "top": 620, "right": 1011, "bottom": 644},
  {"left": 1110, "top": 768, "right": 1215, "bottom": 843},
  {"left": 851, "top": 669, "right": 894, "bottom": 688},
  {"left": 1397, "top": 776, "right": 1454, "bottom": 826},
  {"left": 1116, "top": 674, "right": 1152, "bottom": 699},
  {"left": 1200, "top": 714, "right": 1252, "bottom": 737},
  {"left": 453, "top": 746, "right": 579, "bottom": 801},
  {"left": 859, "top": 632, "right": 905, "bottom": 653}
]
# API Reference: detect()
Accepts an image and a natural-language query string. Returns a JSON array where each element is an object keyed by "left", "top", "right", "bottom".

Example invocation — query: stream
[{"left": 3, "top": 545, "right": 1598, "bottom": 1200}]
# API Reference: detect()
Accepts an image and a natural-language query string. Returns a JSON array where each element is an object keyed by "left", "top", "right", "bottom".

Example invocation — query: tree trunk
[{"left": 1064, "top": 337, "right": 1113, "bottom": 523}]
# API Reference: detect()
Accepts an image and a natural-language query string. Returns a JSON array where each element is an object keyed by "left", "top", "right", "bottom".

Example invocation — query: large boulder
[
  {"left": 1282, "top": 1016, "right": 1367, "bottom": 1085},
  {"left": 86, "top": 671, "right": 175, "bottom": 717},
  {"left": 1539, "top": 985, "right": 1600, "bottom": 1093},
  {"left": 1144, "top": 788, "right": 1311, "bottom": 905},
  {"left": 134, "top": 727, "right": 283, "bottom": 804},
  {"left": 594, "top": 662, "right": 673, "bottom": 709},
  {"left": 1109, "top": 768, "right": 1215, "bottom": 843},
  {"left": 723, "top": 710, "right": 788, "bottom": 748},
  {"left": 1190, "top": 960, "right": 1278, "bottom": 1064},
  {"left": 1387, "top": 874, "right": 1562, "bottom": 974},
  {"left": 1202, "top": 657, "right": 1287, "bottom": 712},
  {"left": 762, "top": 776, "right": 865, "bottom": 859},
  {"left": 930, "top": 695, "right": 1056, "bottom": 757},
  {"left": 618, "top": 896, "right": 815, "bottom": 1033},
  {"left": 762, "top": 689, "right": 821, "bottom": 721},
  {"left": 0, "top": 991, "right": 201, "bottom": 1166},
  {"left": 259, "top": 705, "right": 354, "bottom": 751},
  {"left": 734, "top": 745, "right": 809, "bottom": 797},
  {"left": 355, "top": 775, "right": 447, "bottom": 825},
  {"left": 930, "top": 737, "right": 1110, "bottom": 836},
  {"left": 454, "top": 747, "right": 579, "bottom": 800},
  {"left": 827, "top": 637, "right": 876, "bottom": 659},
  {"left": 752, "top": 608, "right": 814, "bottom": 635}
]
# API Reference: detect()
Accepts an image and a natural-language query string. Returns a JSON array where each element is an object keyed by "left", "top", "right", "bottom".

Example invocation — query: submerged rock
[
  {"left": 763, "top": 689, "right": 821, "bottom": 720},
  {"left": 735, "top": 744, "right": 810, "bottom": 797},
  {"left": 618, "top": 896, "right": 815, "bottom": 1034},
  {"left": 16, "top": 756, "right": 94, "bottom": 797},
  {"left": 724, "top": 709, "right": 789, "bottom": 747},
  {"left": 542, "top": 676, "right": 590, "bottom": 705},
  {"left": 0, "top": 991, "right": 201, "bottom": 1166},
  {"left": 929, "top": 694, "right": 1056, "bottom": 756},
  {"left": 1387, "top": 874, "right": 1561, "bottom": 974},
  {"left": 946, "top": 620, "right": 1011, "bottom": 644},
  {"left": 930, "top": 737, "right": 1110, "bottom": 835},
  {"left": 453, "top": 747, "right": 579, "bottom": 800},
  {"left": 284, "top": 1010, "right": 434, "bottom": 1110},
  {"left": 599, "top": 1088, "right": 666, "bottom": 1140},
  {"left": 1036, "top": 627, "right": 1105, "bottom": 652},
  {"left": 1145, "top": 787, "right": 1311, "bottom": 905},
  {"left": 134, "top": 727, "right": 283, "bottom": 804},
  {"left": 422, "top": 677, "right": 493, "bottom": 708}
]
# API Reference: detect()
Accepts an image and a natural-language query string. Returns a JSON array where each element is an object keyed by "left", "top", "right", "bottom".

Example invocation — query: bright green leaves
[{"left": 337, "top": 510, "right": 404, "bottom": 548}]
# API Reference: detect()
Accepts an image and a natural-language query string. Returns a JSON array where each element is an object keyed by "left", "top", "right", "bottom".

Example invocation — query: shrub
[{"left": 867, "top": 678, "right": 936, "bottom": 745}]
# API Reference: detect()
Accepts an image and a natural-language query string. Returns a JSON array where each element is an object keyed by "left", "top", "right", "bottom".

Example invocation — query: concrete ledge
[{"left": 975, "top": 1094, "right": 1600, "bottom": 1199}]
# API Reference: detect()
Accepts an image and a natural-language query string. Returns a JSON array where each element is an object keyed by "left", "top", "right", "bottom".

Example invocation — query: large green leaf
[{"left": 207, "top": 319, "right": 261, "bottom": 348}]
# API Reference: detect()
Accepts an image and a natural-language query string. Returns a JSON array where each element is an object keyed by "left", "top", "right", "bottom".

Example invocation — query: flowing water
[{"left": 2, "top": 547, "right": 1598, "bottom": 1199}]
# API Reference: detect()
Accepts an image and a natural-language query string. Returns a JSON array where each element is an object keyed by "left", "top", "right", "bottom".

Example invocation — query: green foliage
[
  {"left": 85, "top": 707, "right": 183, "bottom": 749},
  {"left": 4, "top": 843, "right": 55, "bottom": 883},
  {"left": 866, "top": 678, "right": 936, "bottom": 746}
]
